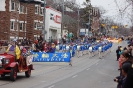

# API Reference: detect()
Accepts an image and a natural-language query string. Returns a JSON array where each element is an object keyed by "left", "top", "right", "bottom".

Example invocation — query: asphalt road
[{"left": 0, "top": 41, "right": 127, "bottom": 88}]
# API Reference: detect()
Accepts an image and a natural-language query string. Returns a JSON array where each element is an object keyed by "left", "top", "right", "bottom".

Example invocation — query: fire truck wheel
[
  {"left": 25, "top": 67, "right": 31, "bottom": 78},
  {"left": 10, "top": 67, "right": 17, "bottom": 81}
]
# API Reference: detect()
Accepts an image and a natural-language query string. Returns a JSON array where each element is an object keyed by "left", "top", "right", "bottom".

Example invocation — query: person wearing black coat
[
  {"left": 116, "top": 46, "right": 122, "bottom": 61},
  {"left": 114, "top": 52, "right": 132, "bottom": 88},
  {"left": 123, "top": 64, "right": 133, "bottom": 88},
  {"left": 121, "top": 63, "right": 132, "bottom": 88}
]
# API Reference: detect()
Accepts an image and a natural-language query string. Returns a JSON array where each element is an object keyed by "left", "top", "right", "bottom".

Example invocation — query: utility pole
[
  {"left": 43, "top": 0, "right": 46, "bottom": 40},
  {"left": 77, "top": 9, "right": 80, "bottom": 38},
  {"left": 61, "top": 0, "right": 64, "bottom": 39},
  {"left": 88, "top": 3, "right": 92, "bottom": 37},
  {"left": 88, "top": 14, "right": 90, "bottom": 37},
  {"left": 88, "top": 13, "right": 91, "bottom": 37}
]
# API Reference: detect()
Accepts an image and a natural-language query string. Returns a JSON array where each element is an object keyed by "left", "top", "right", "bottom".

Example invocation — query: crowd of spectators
[{"left": 115, "top": 42, "right": 133, "bottom": 88}]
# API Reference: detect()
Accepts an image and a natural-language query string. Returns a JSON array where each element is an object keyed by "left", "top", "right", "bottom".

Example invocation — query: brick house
[
  {"left": 91, "top": 7, "right": 100, "bottom": 36},
  {"left": 0, "top": 0, "right": 44, "bottom": 41}
]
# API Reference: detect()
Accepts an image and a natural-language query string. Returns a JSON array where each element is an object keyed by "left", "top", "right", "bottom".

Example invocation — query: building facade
[
  {"left": 45, "top": 6, "right": 61, "bottom": 41},
  {"left": 91, "top": 7, "right": 100, "bottom": 31},
  {"left": 0, "top": 0, "right": 44, "bottom": 41}
]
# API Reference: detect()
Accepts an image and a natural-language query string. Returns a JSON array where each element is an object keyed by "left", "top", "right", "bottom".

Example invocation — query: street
[
  {"left": 0, "top": 0, "right": 131, "bottom": 87},
  {"left": 0, "top": 41, "right": 126, "bottom": 88}
]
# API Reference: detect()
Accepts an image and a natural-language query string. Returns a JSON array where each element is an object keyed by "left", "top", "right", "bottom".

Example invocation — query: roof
[{"left": 19, "top": 0, "right": 44, "bottom": 3}]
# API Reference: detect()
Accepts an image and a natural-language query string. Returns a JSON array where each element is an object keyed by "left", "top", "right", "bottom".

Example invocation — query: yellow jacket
[
  {"left": 6, "top": 45, "right": 21, "bottom": 60},
  {"left": 15, "top": 45, "right": 21, "bottom": 59}
]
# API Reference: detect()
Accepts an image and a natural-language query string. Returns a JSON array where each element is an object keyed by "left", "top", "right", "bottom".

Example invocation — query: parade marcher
[
  {"left": 118, "top": 38, "right": 122, "bottom": 44},
  {"left": 6, "top": 40, "right": 21, "bottom": 60}
]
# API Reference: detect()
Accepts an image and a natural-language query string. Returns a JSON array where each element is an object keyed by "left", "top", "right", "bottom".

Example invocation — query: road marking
[
  {"left": 72, "top": 75, "right": 77, "bottom": 78},
  {"left": 87, "top": 68, "right": 90, "bottom": 70},
  {"left": 95, "top": 63, "right": 98, "bottom": 65},
  {"left": 48, "top": 85, "right": 55, "bottom": 88}
]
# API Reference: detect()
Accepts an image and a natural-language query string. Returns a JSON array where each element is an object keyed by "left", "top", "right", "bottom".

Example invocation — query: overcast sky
[{"left": 76, "top": 0, "right": 131, "bottom": 26}]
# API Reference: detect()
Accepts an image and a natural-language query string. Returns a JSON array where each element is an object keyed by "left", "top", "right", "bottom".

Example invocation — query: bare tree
[{"left": 97, "top": 6, "right": 107, "bottom": 16}]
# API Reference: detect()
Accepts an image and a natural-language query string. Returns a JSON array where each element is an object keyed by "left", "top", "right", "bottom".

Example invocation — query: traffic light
[
  {"left": 101, "top": 23, "right": 105, "bottom": 27},
  {"left": 111, "top": 25, "right": 118, "bottom": 29}
]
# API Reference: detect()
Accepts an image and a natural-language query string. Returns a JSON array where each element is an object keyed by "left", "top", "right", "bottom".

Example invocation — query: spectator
[
  {"left": 114, "top": 52, "right": 132, "bottom": 88},
  {"left": 3, "top": 41, "right": 8, "bottom": 46},
  {"left": 122, "top": 63, "right": 133, "bottom": 88},
  {"left": 48, "top": 43, "right": 56, "bottom": 53},
  {"left": 116, "top": 46, "right": 122, "bottom": 61},
  {"left": 121, "top": 63, "right": 132, "bottom": 88}
]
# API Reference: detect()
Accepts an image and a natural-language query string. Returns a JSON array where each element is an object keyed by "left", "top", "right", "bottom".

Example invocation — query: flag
[{"left": 15, "top": 45, "right": 21, "bottom": 60}]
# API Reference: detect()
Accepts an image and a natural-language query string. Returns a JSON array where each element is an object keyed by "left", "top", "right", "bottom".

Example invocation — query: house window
[
  {"left": 40, "top": 8, "right": 42, "bottom": 15},
  {"left": 38, "top": 23, "right": 43, "bottom": 30},
  {"left": 50, "top": 13, "right": 54, "bottom": 20},
  {"left": 34, "top": 22, "right": 37, "bottom": 29},
  {"left": 35, "top": 6, "right": 38, "bottom": 14},
  {"left": 10, "top": 21, "right": 14, "bottom": 30},
  {"left": 20, "top": 23, "right": 23, "bottom": 31},
  {"left": 20, "top": 5, "right": 24, "bottom": 13},
  {"left": 40, "top": 8, "right": 44, "bottom": 15},
  {"left": 11, "top": 2, "right": 15, "bottom": 10}
]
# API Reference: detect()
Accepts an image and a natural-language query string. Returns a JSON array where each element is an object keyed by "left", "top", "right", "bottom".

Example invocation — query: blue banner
[{"left": 32, "top": 52, "right": 71, "bottom": 62}]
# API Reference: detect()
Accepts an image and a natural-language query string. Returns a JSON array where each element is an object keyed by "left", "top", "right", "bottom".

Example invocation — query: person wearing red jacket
[{"left": 43, "top": 43, "right": 48, "bottom": 53}]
